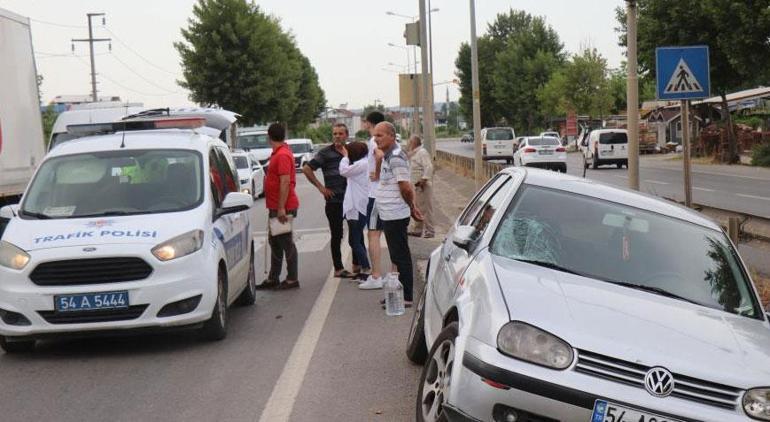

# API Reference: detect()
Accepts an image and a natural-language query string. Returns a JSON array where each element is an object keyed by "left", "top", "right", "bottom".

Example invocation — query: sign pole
[{"left": 681, "top": 100, "right": 693, "bottom": 207}]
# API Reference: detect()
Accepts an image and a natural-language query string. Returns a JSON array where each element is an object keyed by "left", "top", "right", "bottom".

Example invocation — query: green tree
[
  {"left": 538, "top": 49, "right": 613, "bottom": 120},
  {"left": 175, "top": 0, "right": 324, "bottom": 127},
  {"left": 616, "top": 0, "right": 770, "bottom": 163},
  {"left": 456, "top": 10, "right": 564, "bottom": 132}
]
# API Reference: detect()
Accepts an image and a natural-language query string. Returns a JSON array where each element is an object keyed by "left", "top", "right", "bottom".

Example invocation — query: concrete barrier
[{"left": 435, "top": 150, "right": 507, "bottom": 184}]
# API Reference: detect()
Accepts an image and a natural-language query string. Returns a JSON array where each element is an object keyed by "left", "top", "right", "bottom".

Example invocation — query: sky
[{"left": 0, "top": 0, "right": 627, "bottom": 110}]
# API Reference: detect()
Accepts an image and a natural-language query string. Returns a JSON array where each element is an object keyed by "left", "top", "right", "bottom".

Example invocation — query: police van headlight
[
  {"left": 0, "top": 241, "right": 31, "bottom": 270},
  {"left": 152, "top": 230, "right": 204, "bottom": 261}
]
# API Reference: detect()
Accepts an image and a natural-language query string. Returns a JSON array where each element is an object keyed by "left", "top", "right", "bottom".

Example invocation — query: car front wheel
[
  {"left": 416, "top": 322, "right": 458, "bottom": 422},
  {"left": 406, "top": 288, "right": 428, "bottom": 364}
]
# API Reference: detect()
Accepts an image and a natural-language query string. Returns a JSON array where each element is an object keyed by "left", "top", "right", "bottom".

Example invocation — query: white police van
[{"left": 0, "top": 115, "right": 256, "bottom": 353}]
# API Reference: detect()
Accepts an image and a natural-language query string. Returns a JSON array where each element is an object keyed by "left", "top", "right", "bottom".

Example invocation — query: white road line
[
  {"left": 736, "top": 193, "right": 770, "bottom": 201},
  {"left": 644, "top": 180, "right": 670, "bottom": 185},
  {"left": 257, "top": 246, "right": 351, "bottom": 422},
  {"left": 693, "top": 186, "right": 715, "bottom": 192},
  {"left": 614, "top": 175, "right": 629, "bottom": 180},
  {"left": 693, "top": 170, "right": 769, "bottom": 181}
]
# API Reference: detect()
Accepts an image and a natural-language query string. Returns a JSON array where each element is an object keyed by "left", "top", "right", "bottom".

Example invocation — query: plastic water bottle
[{"left": 385, "top": 272, "right": 405, "bottom": 316}]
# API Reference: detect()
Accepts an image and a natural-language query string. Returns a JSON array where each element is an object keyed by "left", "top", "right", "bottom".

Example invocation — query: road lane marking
[
  {"left": 295, "top": 233, "right": 331, "bottom": 253},
  {"left": 644, "top": 180, "right": 670, "bottom": 185},
  {"left": 257, "top": 246, "right": 352, "bottom": 422},
  {"left": 736, "top": 193, "right": 770, "bottom": 201},
  {"left": 614, "top": 175, "right": 629, "bottom": 180},
  {"left": 693, "top": 187, "right": 715, "bottom": 192},
  {"left": 692, "top": 170, "right": 769, "bottom": 181}
]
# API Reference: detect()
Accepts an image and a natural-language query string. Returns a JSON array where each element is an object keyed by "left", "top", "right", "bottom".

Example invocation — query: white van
[
  {"left": 49, "top": 104, "right": 146, "bottom": 151},
  {"left": 286, "top": 138, "right": 314, "bottom": 170},
  {"left": 582, "top": 129, "right": 629, "bottom": 169},
  {"left": 481, "top": 127, "right": 516, "bottom": 163},
  {"left": 0, "top": 116, "right": 256, "bottom": 352},
  {"left": 236, "top": 129, "right": 271, "bottom": 167}
]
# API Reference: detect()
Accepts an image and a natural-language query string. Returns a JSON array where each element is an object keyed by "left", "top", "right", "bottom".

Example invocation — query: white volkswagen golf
[
  {"left": 0, "top": 117, "right": 257, "bottom": 353},
  {"left": 406, "top": 167, "right": 770, "bottom": 422}
]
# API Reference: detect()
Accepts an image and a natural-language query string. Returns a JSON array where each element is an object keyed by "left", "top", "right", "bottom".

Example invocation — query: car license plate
[
  {"left": 539, "top": 149, "right": 553, "bottom": 155},
  {"left": 603, "top": 150, "right": 614, "bottom": 156},
  {"left": 494, "top": 144, "right": 507, "bottom": 149},
  {"left": 55, "top": 291, "right": 129, "bottom": 312},
  {"left": 591, "top": 400, "right": 683, "bottom": 422}
]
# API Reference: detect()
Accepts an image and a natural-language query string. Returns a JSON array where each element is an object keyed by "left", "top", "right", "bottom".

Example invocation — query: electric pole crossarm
[{"left": 71, "top": 13, "right": 111, "bottom": 102}]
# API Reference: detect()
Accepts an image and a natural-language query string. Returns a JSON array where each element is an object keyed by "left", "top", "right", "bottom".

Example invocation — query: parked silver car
[{"left": 406, "top": 167, "right": 770, "bottom": 422}]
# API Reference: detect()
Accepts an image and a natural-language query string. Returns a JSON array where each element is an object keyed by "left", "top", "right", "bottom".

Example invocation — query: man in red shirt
[{"left": 261, "top": 123, "right": 300, "bottom": 290}]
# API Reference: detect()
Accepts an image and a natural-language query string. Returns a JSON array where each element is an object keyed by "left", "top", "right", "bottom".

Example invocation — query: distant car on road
[
  {"left": 406, "top": 167, "right": 770, "bottom": 422},
  {"left": 581, "top": 128, "right": 629, "bottom": 169},
  {"left": 0, "top": 116, "right": 256, "bottom": 353},
  {"left": 539, "top": 130, "right": 563, "bottom": 146},
  {"left": 514, "top": 136, "right": 567, "bottom": 172},
  {"left": 481, "top": 127, "right": 516, "bottom": 163},
  {"left": 237, "top": 129, "right": 271, "bottom": 168},
  {"left": 461, "top": 132, "right": 474, "bottom": 143},
  {"left": 231, "top": 151, "right": 264, "bottom": 199},
  {"left": 287, "top": 138, "right": 314, "bottom": 170}
]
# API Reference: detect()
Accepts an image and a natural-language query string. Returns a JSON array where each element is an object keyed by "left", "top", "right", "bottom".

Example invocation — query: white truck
[{"left": 0, "top": 8, "right": 45, "bottom": 206}]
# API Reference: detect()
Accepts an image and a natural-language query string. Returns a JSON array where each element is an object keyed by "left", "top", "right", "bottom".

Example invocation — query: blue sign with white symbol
[{"left": 656, "top": 46, "right": 710, "bottom": 100}]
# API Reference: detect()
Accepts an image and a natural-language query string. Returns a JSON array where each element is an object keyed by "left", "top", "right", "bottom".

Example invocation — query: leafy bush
[{"left": 751, "top": 142, "right": 770, "bottom": 167}]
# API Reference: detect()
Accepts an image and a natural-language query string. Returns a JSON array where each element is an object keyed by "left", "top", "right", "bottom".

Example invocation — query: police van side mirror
[
  {"left": 217, "top": 192, "right": 252, "bottom": 218},
  {"left": 0, "top": 205, "right": 19, "bottom": 219}
]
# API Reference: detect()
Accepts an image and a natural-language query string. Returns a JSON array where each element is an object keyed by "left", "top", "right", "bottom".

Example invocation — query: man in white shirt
[
  {"left": 359, "top": 111, "right": 388, "bottom": 289},
  {"left": 407, "top": 135, "right": 435, "bottom": 238}
]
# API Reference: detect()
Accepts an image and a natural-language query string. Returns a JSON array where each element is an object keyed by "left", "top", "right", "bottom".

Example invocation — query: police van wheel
[
  {"left": 200, "top": 268, "right": 228, "bottom": 341},
  {"left": 236, "top": 247, "right": 257, "bottom": 306},
  {"left": 0, "top": 336, "right": 35, "bottom": 354}
]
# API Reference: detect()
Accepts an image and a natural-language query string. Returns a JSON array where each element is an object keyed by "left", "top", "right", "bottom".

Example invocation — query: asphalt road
[
  {"left": 0, "top": 176, "right": 421, "bottom": 422},
  {"left": 438, "top": 139, "right": 770, "bottom": 218}
]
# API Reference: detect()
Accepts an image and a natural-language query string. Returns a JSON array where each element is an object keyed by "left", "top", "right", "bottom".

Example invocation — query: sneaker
[{"left": 358, "top": 275, "right": 383, "bottom": 290}]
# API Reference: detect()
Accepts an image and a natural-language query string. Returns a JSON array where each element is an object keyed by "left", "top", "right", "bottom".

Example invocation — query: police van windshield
[
  {"left": 237, "top": 133, "right": 269, "bottom": 150},
  {"left": 21, "top": 149, "right": 203, "bottom": 219}
]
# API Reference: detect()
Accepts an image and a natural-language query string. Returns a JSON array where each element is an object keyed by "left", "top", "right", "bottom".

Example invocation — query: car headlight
[
  {"left": 744, "top": 388, "right": 770, "bottom": 420},
  {"left": 0, "top": 241, "right": 31, "bottom": 270},
  {"left": 242, "top": 188, "right": 251, "bottom": 194},
  {"left": 497, "top": 321, "right": 574, "bottom": 369},
  {"left": 151, "top": 230, "right": 204, "bottom": 261}
]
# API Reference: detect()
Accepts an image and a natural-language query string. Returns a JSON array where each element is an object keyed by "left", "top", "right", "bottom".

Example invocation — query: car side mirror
[
  {"left": 452, "top": 225, "right": 477, "bottom": 250},
  {"left": 218, "top": 192, "right": 252, "bottom": 218},
  {"left": 0, "top": 204, "right": 19, "bottom": 219}
]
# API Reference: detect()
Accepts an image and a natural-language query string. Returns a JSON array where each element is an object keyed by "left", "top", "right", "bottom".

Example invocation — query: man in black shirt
[{"left": 302, "top": 123, "right": 351, "bottom": 277}]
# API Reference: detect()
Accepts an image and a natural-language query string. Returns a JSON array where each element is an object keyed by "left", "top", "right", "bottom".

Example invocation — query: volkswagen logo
[
  {"left": 82, "top": 247, "right": 97, "bottom": 252},
  {"left": 644, "top": 367, "right": 675, "bottom": 397}
]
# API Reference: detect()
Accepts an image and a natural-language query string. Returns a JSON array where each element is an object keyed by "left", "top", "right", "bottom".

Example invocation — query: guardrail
[{"left": 434, "top": 149, "right": 770, "bottom": 243}]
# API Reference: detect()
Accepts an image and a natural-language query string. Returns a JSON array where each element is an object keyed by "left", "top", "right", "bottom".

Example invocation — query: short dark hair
[
  {"left": 268, "top": 123, "right": 285, "bottom": 142},
  {"left": 346, "top": 141, "right": 368, "bottom": 163},
  {"left": 333, "top": 123, "right": 349, "bottom": 135},
  {"left": 365, "top": 111, "right": 385, "bottom": 125}
]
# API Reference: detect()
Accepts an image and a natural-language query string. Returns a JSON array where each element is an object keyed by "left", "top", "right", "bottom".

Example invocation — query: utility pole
[
  {"left": 72, "top": 13, "right": 110, "bottom": 102},
  {"left": 419, "top": 0, "right": 436, "bottom": 159},
  {"left": 469, "top": 0, "right": 483, "bottom": 189},
  {"left": 626, "top": 1, "right": 640, "bottom": 191}
]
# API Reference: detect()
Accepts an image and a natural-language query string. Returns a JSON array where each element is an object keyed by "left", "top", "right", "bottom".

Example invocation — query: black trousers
[
  {"left": 382, "top": 217, "right": 414, "bottom": 302},
  {"left": 268, "top": 209, "right": 298, "bottom": 281},
  {"left": 325, "top": 202, "right": 345, "bottom": 271}
]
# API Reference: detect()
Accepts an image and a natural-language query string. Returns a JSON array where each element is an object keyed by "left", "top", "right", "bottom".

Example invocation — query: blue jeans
[{"left": 347, "top": 213, "right": 370, "bottom": 270}]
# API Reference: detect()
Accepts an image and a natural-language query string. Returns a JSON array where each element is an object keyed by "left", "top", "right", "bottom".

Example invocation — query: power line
[
  {"left": 30, "top": 18, "right": 86, "bottom": 29},
  {"left": 74, "top": 56, "right": 183, "bottom": 98},
  {"left": 103, "top": 27, "right": 179, "bottom": 76},
  {"left": 107, "top": 52, "right": 184, "bottom": 94}
]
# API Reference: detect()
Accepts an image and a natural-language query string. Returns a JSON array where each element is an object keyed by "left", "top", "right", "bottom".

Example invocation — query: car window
[
  {"left": 22, "top": 149, "right": 203, "bottom": 219},
  {"left": 528, "top": 137, "right": 560, "bottom": 146},
  {"left": 215, "top": 147, "right": 238, "bottom": 194},
  {"left": 237, "top": 133, "right": 269, "bottom": 150},
  {"left": 209, "top": 149, "right": 225, "bottom": 208},
  {"left": 289, "top": 143, "right": 312, "bottom": 154},
  {"left": 490, "top": 185, "right": 762, "bottom": 319},
  {"left": 486, "top": 129, "right": 514, "bottom": 141},
  {"left": 470, "top": 177, "right": 514, "bottom": 237},
  {"left": 600, "top": 132, "right": 628, "bottom": 144},
  {"left": 458, "top": 175, "right": 510, "bottom": 227},
  {"left": 233, "top": 156, "right": 249, "bottom": 169}
]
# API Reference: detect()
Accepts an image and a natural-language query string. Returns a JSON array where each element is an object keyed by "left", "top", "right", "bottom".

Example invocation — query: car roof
[
  {"left": 501, "top": 167, "right": 720, "bottom": 231},
  {"left": 286, "top": 138, "right": 312, "bottom": 144},
  {"left": 592, "top": 128, "right": 627, "bottom": 134},
  {"left": 44, "top": 129, "right": 222, "bottom": 158}
]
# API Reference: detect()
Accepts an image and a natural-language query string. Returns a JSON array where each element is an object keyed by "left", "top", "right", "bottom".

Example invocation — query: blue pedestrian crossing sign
[{"left": 656, "top": 46, "right": 710, "bottom": 100}]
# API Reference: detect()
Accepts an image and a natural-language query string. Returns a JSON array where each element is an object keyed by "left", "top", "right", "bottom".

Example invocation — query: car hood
[
  {"left": 5, "top": 212, "right": 201, "bottom": 251},
  {"left": 491, "top": 255, "right": 770, "bottom": 388},
  {"left": 237, "top": 169, "right": 252, "bottom": 180}
]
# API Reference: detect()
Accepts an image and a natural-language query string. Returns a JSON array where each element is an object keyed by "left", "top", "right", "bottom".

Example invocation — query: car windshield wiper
[
  {"left": 513, "top": 258, "right": 585, "bottom": 277},
  {"left": 69, "top": 210, "right": 137, "bottom": 218},
  {"left": 19, "top": 210, "right": 52, "bottom": 219},
  {"left": 610, "top": 281, "right": 702, "bottom": 306}
]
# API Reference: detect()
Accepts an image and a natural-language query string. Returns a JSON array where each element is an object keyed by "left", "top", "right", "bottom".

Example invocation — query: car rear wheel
[
  {"left": 416, "top": 322, "right": 458, "bottom": 422},
  {"left": 406, "top": 288, "right": 428, "bottom": 364},
  {"left": 252, "top": 180, "right": 258, "bottom": 200},
  {"left": 0, "top": 336, "right": 35, "bottom": 354},
  {"left": 200, "top": 267, "right": 228, "bottom": 341},
  {"left": 616, "top": 162, "right": 623, "bottom": 169},
  {"left": 592, "top": 155, "right": 600, "bottom": 169},
  {"left": 236, "top": 247, "right": 257, "bottom": 306}
]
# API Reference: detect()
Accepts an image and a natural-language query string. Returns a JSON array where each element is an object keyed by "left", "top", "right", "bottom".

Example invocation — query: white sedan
[
  {"left": 513, "top": 136, "right": 567, "bottom": 172},
  {"left": 232, "top": 151, "right": 264, "bottom": 199},
  {"left": 406, "top": 167, "right": 770, "bottom": 422}
]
